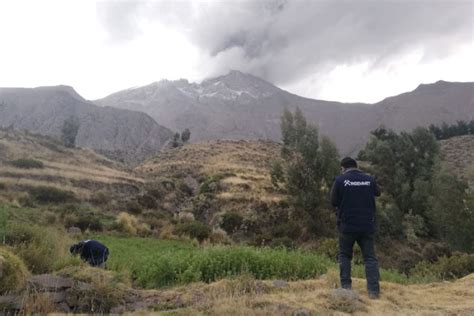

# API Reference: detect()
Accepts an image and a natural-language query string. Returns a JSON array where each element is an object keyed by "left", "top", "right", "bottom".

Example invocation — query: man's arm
[{"left": 330, "top": 180, "right": 340, "bottom": 207}]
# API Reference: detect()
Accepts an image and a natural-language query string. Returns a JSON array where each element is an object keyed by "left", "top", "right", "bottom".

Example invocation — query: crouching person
[{"left": 70, "top": 240, "right": 109, "bottom": 268}]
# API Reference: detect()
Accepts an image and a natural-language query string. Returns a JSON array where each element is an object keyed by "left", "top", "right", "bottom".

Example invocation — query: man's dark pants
[{"left": 339, "top": 232, "right": 380, "bottom": 294}]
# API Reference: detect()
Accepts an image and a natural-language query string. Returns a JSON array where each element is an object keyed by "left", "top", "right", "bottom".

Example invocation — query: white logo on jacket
[{"left": 344, "top": 180, "right": 371, "bottom": 187}]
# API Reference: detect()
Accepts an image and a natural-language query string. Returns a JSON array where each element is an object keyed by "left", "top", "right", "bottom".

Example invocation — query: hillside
[
  {"left": 0, "top": 128, "right": 144, "bottom": 203},
  {"left": 0, "top": 86, "right": 173, "bottom": 164},
  {"left": 440, "top": 135, "right": 474, "bottom": 188},
  {"left": 96, "top": 71, "right": 473, "bottom": 156},
  {"left": 135, "top": 140, "right": 287, "bottom": 242}
]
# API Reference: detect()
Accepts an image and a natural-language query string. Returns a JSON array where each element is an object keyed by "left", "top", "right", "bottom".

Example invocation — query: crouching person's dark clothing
[
  {"left": 330, "top": 169, "right": 381, "bottom": 295},
  {"left": 70, "top": 240, "right": 109, "bottom": 268}
]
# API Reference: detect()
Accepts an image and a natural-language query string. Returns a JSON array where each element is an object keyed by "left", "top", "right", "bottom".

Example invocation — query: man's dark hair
[{"left": 340, "top": 157, "right": 357, "bottom": 169}]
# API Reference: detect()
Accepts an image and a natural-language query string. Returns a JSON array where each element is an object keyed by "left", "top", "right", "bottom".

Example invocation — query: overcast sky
[{"left": 0, "top": 0, "right": 472, "bottom": 103}]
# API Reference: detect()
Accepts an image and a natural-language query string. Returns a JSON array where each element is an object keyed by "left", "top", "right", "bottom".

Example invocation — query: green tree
[
  {"left": 61, "top": 116, "right": 80, "bottom": 148},
  {"left": 181, "top": 128, "right": 191, "bottom": 143},
  {"left": 361, "top": 126, "right": 439, "bottom": 217},
  {"left": 427, "top": 170, "right": 473, "bottom": 252},
  {"left": 171, "top": 132, "right": 181, "bottom": 148},
  {"left": 272, "top": 108, "right": 339, "bottom": 234}
]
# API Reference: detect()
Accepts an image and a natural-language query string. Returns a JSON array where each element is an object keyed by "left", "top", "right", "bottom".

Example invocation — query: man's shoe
[{"left": 368, "top": 292, "right": 380, "bottom": 299}]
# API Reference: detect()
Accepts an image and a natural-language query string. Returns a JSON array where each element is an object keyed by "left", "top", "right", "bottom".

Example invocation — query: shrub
[
  {"left": 9, "top": 158, "right": 44, "bottom": 169},
  {"left": 317, "top": 238, "right": 339, "bottom": 261},
  {"left": 75, "top": 216, "right": 104, "bottom": 232},
  {"left": 178, "top": 211, "right": 195, "bottom": 223},
  {"left": 4, "top": 224, "right": 73, "bottom": 273},
  {"left": 29, "top": 186, "right": 75, "bottom": 204},
  {"left": 271, "top": 221, "right": 301, "bottom": 240},
  {"left": 221, "top": 212, "right": 243, "bottom": 234},
  {"left": 0, "top": 246, "right": 29, "bottom": 294},
  {"left": 0, "top": 182, "right": 6, "bottom": 191},
  {"left": 269, "top": 237, "right": 295, "bottom": 249},
  {"left": 116, "top": 212, "right": 149, "bottom": 236},
  {"left": 209, "top": 228, "right": 232, "bottom": 244},
  {"left": 125, "top": 200, "right": 143, "bottom": 215},
  {"left": 137, "top": 194, "right": 158, "bottom": 210},
  {"left": 178, "top": 181, "right": 193, "bottom": 196},
  {"left": 89, "top": 191, "right": 111, "bottom": 205},
  {"left": 411, "top": 252, "right": 474, "bottom": 281},
  {"left": 175, "top": 221, "right": 211, "bottom": 242}
]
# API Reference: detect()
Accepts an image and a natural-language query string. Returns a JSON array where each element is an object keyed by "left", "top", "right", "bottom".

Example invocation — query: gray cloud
[{"left": 97, "top": 0, "right": 473, "bottom": 85}]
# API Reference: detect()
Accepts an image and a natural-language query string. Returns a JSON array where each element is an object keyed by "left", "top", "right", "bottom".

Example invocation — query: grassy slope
[
  {"left": 137, "top": 139, "right": 283, "bottom": 201},
  {"left": 0, "top": 129, "right": 144, "bottom": 201},
  {"left": 135, "top": 140, "right": 286, "bottom": 229}
]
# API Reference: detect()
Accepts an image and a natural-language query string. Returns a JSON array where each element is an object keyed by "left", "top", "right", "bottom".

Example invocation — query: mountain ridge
[
  {"left": 0, "top": 86, "right": 173, "bottom": 164},
  {"left": 95, "top": 71, "right": 473, "bottom": 155}
]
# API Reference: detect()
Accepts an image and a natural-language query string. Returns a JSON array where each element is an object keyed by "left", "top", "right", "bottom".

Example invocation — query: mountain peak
[{"left": 34, "top": 85, "right": 85, "bottom": 101}]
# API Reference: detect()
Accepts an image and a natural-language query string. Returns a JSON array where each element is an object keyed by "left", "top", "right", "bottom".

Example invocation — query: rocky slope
[
  {"left": 96, "top": 71, "right": 474, "bottom": 156},
  {"left": 0, "top": 86, "right": 173, "bottom": 164}
]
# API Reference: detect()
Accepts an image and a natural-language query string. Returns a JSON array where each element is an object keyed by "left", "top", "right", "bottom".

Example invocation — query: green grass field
[
  {"left": 94, "top": 235, "right": 335, "bottom": 288},
  {"left": 94, "top": 235, "right": 412, "bottom": 289}
]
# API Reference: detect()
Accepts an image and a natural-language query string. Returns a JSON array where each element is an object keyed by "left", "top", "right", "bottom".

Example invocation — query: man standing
[{"left": 330, "top": 157, "right": 381, "bottom": 299}]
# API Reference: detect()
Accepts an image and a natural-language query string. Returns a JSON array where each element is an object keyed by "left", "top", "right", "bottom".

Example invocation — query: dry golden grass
[
  {"left": 0, "top": 129, "right": 144, "bottom": 200},
  {"left": 117, "top": 273, "right": 474, "bottom": 315},
  {"left": 136, "top": 140, "right": 286, "bottom": 219}
]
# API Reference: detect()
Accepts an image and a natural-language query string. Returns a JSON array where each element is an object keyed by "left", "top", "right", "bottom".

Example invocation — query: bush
[
  {"left": 269, "top": 237, "right": 295, "bottom": 249},
  {"left": 115, "top": 212, "right": 150, "bottom": 236},
  {"left": 4, "top": 224, "right": 73, "bottom": 273},
  {"left": 9, "top": 158, "right": 44, "bottom": 169},
  {"left": 175, "top": 221, "right": 211, "bottom": 242},
  {"left": 411, "top": 252, "right": 474, "bottom": 281},
  {"left": 89, "top": 191, "right": 111, "bottom": 205},
  {"left": 137, "top": 194, "right": 158, "bottom": 210},
  {"left": 317, "top": 238, "right": 339, "bottom": 261},
  {"left": 29, "top": 186, "right": 75, "bottom": 204},
  {"left": 221, "top": 212, "right": 243, "bottom": 234},
  {"left": 125, "top": 200, "right": 143, "bottom": 215},
  {"left": 57, "top": 266, "right": 128, "bottom": 313},
  {"left": 0, "top": 246, "right": 29, "bottom": 294},
  {"left": 75, "top": 216, "right": 104, "bottom": 232}
]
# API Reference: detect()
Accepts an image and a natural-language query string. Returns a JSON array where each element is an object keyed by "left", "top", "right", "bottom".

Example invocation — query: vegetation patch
[
  {"left": 28, "top": 186, "right": 76, "bottom": 204},
  {"left": 0, "top": 246, "right": 29, "bottom": 294},
  {"left": 9, "top": 158, "right": 44, "bottom": 169}
]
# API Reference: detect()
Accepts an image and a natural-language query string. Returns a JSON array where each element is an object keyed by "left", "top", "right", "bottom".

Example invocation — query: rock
[
  {"left": 42, "top": 291, "right": 67, "bottom": 303},
  {"left": 328, "top": 288, "right": 366, "bottom": 314},
  {"left": 75, "top": 281, "right": 93, "bottom": 291},
  {"left": 0, "top": 294, "right": 23, "bottom": 310},
  {"left": 273, "top": 279, "right": 289, "bottom": 288},
  {"left": 29, "top": 274, "right": 74, "bottom": 291},
  {"left": 293, "top": 308, "right": 311, "bottom": 316},
  {"left": 58, "top": 302, "right": 72, "bottom": 313}
]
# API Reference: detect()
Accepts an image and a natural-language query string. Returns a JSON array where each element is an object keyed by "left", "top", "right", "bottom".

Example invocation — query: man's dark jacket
[{"left": 330, "top": 169, "right": 380, "bottom": 233}]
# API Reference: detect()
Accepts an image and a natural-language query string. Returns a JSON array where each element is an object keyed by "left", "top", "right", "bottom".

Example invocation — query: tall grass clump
[
  {"left": 115, "top": 212, "right": 150, "bottom": 236},
  {"left": 4, "top": 223, "right": 78, "bottom": 273},
  {"left": 0, "top": 246, "right": 30, "bottom": 294}
]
